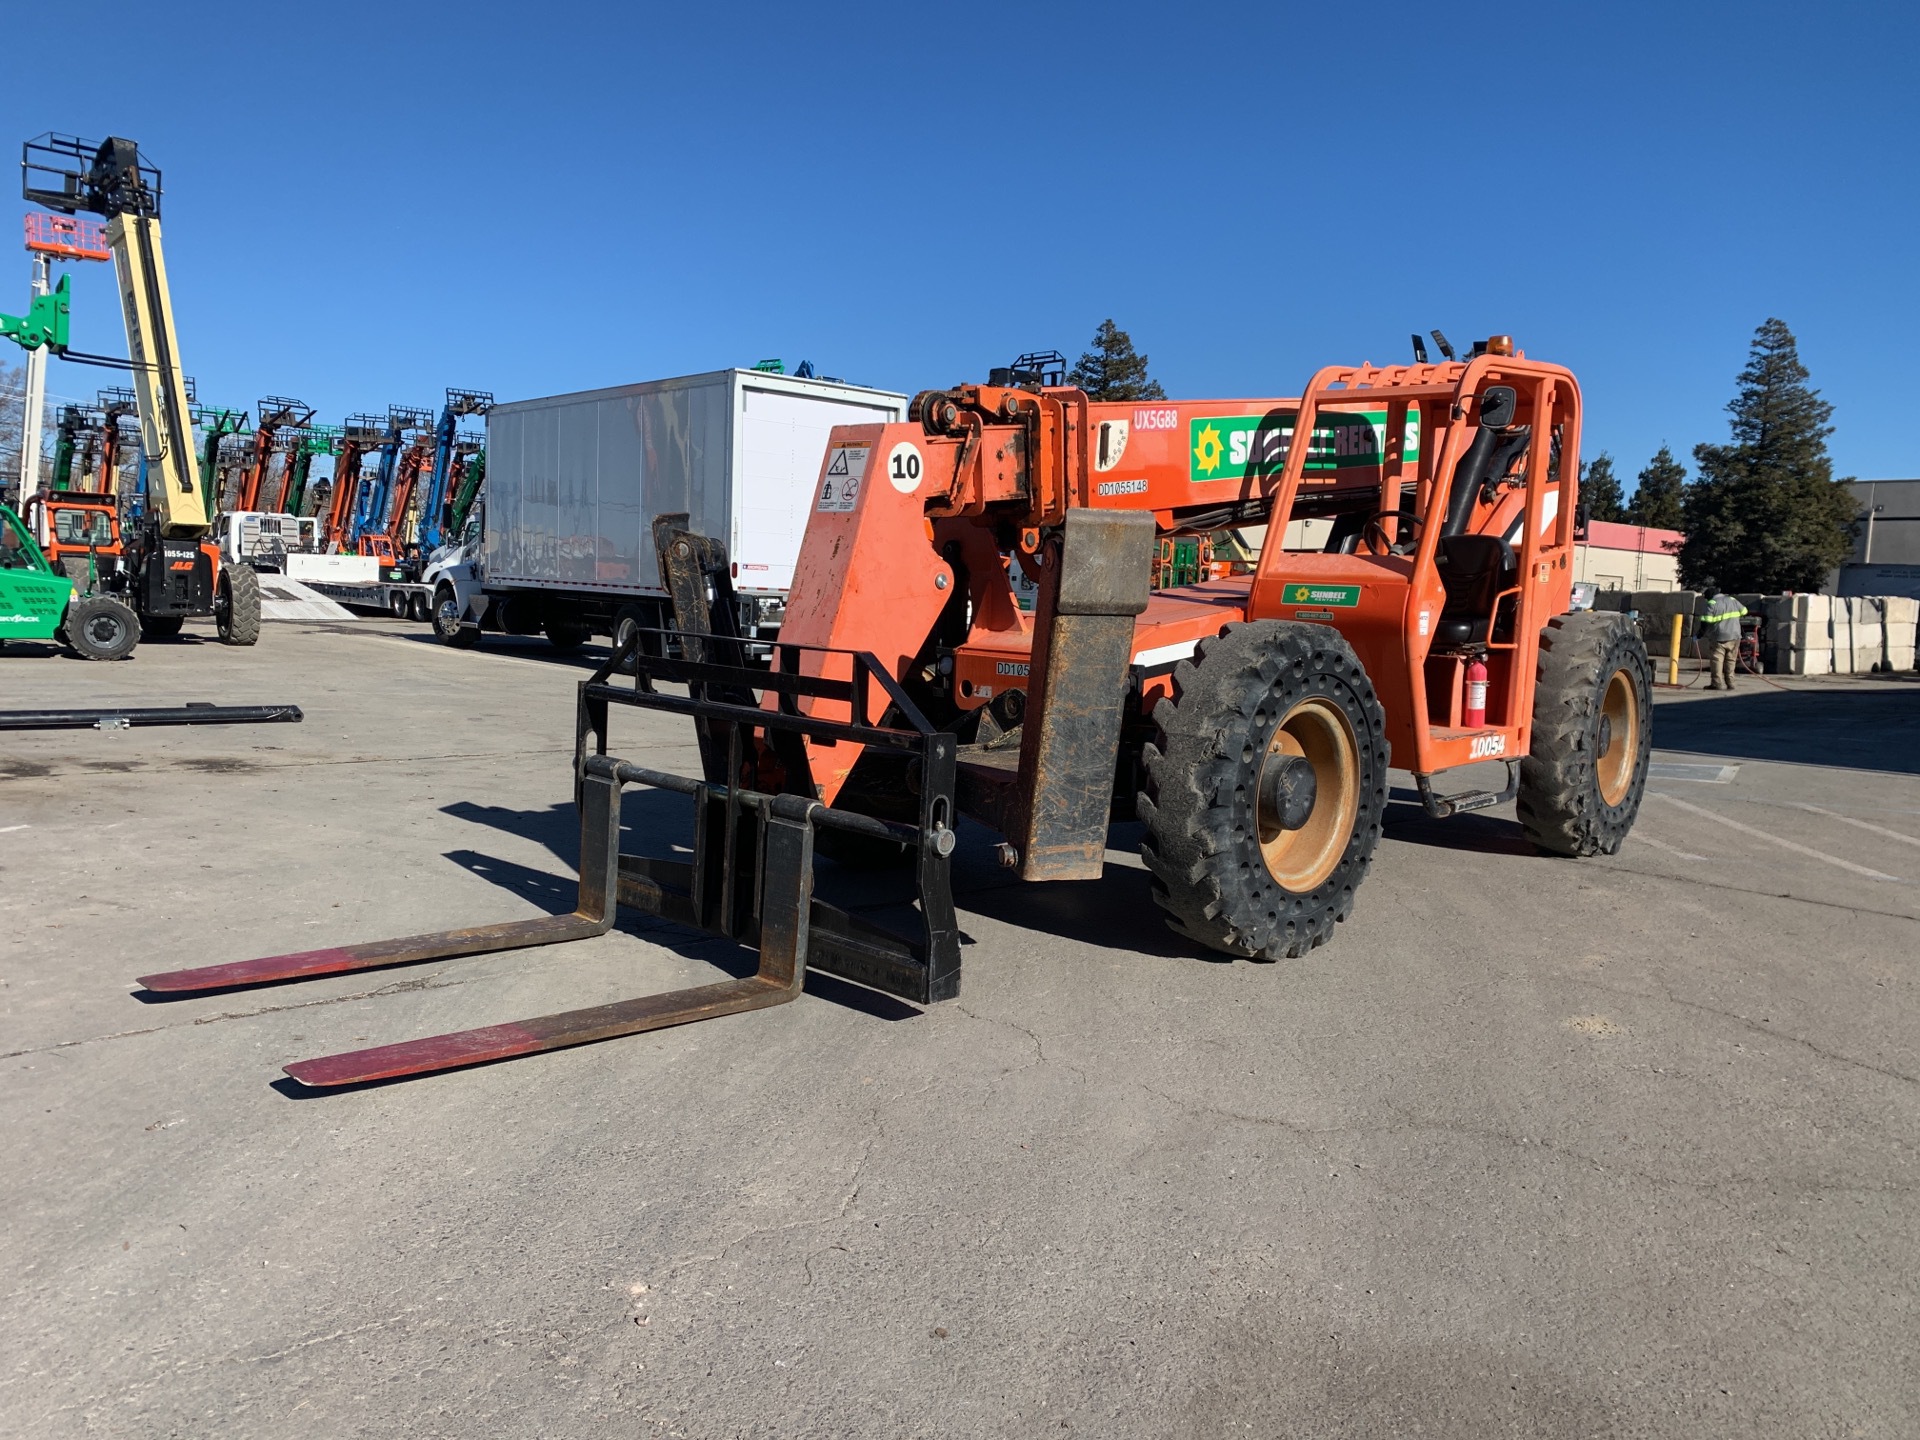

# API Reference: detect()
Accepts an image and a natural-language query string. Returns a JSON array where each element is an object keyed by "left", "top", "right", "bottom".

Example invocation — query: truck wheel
[
  {"left": 612, "top": 603, "right": 654, "bottom": 672},
  {"left": 142, "top": 614, "right": 185, "bottom": 641},
  {"left": 214, "top": 563, "right": 261, "bottom": 646},
  {"left": 1140, "top": 621, "right": 1387, "bottom": 960},
  {"left": 545, "top": 617, "right": 590, "bottom": 652},
  {"left": 1517, "top": 612, "right": 1652, "bottom": 857},
  {"left": 389, "top": 590, "right": 410, "bottom": 619},
  {"left": 410, "top": 591, "right": 430, "bottom": 622},
  {"left": 65, "top": 596, "right": 141, "bottom": 661},
  {"left": 434, "top": 585, "right": 479, "bottom": 648}
]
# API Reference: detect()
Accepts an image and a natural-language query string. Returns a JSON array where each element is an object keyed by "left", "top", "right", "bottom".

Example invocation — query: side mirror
[{"left": 1477, "top": 386, "right": 1518, "bottom": 429}]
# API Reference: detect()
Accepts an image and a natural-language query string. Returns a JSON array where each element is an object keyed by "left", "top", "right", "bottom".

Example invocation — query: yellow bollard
[{"left": 1668, "top": 611, "right": 1683, "bottom": 686}]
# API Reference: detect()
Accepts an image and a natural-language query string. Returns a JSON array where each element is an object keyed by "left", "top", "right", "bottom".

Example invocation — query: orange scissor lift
[{"left": 143, "top": 339, "right": 1651, "bottom": 1085}]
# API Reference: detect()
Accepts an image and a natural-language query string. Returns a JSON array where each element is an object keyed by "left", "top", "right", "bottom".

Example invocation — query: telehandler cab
[{"left": 143, "top": 340, "right": 1652, "bottom": 1086}]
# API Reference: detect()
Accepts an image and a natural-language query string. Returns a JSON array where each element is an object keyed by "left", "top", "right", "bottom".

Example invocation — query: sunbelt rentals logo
[{"left": 1188, "top": 411, "right": 1419, "bottom": 483}]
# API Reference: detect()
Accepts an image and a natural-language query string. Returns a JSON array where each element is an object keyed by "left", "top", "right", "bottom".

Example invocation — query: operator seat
[{"left": 1431, "top": 533, "right": 1517, "bottom": 648}]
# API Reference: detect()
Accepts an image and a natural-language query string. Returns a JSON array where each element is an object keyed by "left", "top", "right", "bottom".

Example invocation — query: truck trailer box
[{"left": 484, "top": 369, "right": 908, "bottom": 598}]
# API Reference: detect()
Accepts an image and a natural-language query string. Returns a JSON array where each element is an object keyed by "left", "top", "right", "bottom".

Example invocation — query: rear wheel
[
  {"left": 389, "top": 590, "right": 410, "bottom": 619},
  {"left": 1140, "top": 621, "right": 1388, "bottom": 960},
  {"left": 433, "top": 584, "right": 479, "bottom": 648},
  {"left": 409, "top": 591, "right": 430, "bottom": 622},
  {"left": 1517, "top": 612, "right": 1652, "bottom": 856},
  {"left": 65, "top": 596, "right": 141, "bottom": 661},
  {"left": 612, "top": 602, "right": 653, "bottom": 671},
  {"left": 214, "top": 562, "right": 261, "bottom": 646}
]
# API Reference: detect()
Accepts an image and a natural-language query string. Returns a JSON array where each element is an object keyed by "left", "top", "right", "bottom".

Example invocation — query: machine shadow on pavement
[
  {"left": 1653, "top": 683, "right": 1920, "bottom": 774},
  {"left": 441, "top": 792, "right": 925, "bottom": 1024},
  {"left": 946, "top": 820, "right": 1205, "bottom": 962},
  {"left": 347, "top": 623, "right": 618, "bottom": 673},
  {"left": 1381, "top": 787, "right": 1534, "bottom": 855}
]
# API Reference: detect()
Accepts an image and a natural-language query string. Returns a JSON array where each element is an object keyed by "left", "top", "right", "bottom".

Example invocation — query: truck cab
[
  {"left": 422, "top": 509, "right": 485, "bottom": 643},
  {"left": 215, "top": 510, "right": 322, "bottom": 573}
]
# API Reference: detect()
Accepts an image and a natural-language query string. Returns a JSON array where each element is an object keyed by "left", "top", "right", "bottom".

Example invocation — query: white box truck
[{"left": 423, "top": 369, "right": 908, "bottom": 651}]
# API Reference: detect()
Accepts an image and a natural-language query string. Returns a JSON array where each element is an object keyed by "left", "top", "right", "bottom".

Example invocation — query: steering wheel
[{"left": 1360, "top": 507, "right": 1424, "bottom": 556}]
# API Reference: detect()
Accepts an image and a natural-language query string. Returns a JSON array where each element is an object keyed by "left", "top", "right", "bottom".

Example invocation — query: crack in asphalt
[
  {"left": 1562, "top": 975, "right": 1920, "bottom": 1089},
  {"left": 1, "top": 972, "right": 475, "bottom": 1059},
  {"left": 1591, "top": 857, "right": 1920, "bottom": 924}
]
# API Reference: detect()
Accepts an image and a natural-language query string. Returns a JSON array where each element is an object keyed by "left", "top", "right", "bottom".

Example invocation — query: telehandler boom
[
  {"left": 143, "top": 340, "right": 1652, "bottom": 1086},
  {"left": 22, "top": 134, "right": 261, "bottom": 645}
]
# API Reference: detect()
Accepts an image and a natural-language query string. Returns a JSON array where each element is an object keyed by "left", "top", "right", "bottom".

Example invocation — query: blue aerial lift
[
  {"left": 418, "top": 388, "right": 492, "bottom": 557},
  {"left": 349, "top": 404, "right": 431, "bottom": 547}
]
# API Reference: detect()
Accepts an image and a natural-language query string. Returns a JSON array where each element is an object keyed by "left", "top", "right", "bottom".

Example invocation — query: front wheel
[
  {"left": 214, "top": 562, "right": 261, "bottom": 646},
  {"left": 1517, "top": 612, "right": 1652, "bottom": 856},
  {"left": 65, "top": 596, "right": 141, "bottom": 661},
  {"left": 1140, "top": 621, "right": 1388, "bottom": 960},
  {"left": 433, "top": 584, "right": 479, "bottom": 648}
]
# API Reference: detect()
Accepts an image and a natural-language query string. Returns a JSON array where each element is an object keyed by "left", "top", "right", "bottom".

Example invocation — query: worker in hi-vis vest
[{"left": 1695, "top": 580, "right": 1748, "bottom": 691}]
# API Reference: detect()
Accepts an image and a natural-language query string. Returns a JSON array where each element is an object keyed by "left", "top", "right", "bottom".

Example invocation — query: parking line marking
[
  {"left": 1630, "top": 830, "right": 1708, "bottom": 862},
  {"left": 1648, "top": 762, "right": 1740, "bottom": 783},
  {"left": 1651, "top": 794, "right": 1903, "bottom": 883},
  {"left": 1784, "top": 802, "right": 1920, "bottom": 849}
]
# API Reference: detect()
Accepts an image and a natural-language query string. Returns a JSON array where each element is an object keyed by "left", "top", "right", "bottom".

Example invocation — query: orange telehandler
[{"left": 143, "top": 338, "right": 1652, "bottom": 1086}]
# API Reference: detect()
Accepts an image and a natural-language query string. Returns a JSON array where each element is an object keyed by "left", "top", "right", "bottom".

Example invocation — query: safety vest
[{"left": 1697, "top": 596, "right": 1748, "bottom": 643}]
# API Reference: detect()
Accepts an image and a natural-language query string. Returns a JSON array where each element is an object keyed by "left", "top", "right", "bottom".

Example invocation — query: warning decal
[{"left": 817, "top": 446, "right": 869, "bottom": 513}]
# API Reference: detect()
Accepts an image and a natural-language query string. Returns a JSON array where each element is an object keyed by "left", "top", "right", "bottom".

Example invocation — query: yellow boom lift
[{"left": 21, "top": 134, "right": 259, "bottom": 644}]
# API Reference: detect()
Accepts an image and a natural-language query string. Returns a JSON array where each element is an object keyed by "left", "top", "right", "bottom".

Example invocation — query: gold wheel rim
[
  {"left": 1257, "top": 697, "right": 1360, "bottom": 892},
  {"left": 1597, "top": 668, "right": 1637, "bottom": 807}
]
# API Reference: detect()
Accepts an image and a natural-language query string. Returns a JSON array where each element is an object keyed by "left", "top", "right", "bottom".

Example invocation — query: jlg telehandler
[
  {"left": 142, "top": 339, "right": 1652, "bottom": 1086},
  {"left": 20, "top": 135, "right": 260, "bottom": 647}
]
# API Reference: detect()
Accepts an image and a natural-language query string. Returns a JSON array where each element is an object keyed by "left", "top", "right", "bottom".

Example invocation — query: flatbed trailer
[
  {"left": 281, "top": 551, "right": 433, "bottom": 619},
  {"left": 296, "top": 574, "right": 434, "bottom": 620}
]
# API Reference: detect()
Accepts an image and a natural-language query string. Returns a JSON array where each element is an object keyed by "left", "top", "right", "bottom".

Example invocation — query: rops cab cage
[{"left": 137, "top": 518, "right": 961, "bottom": 1087}]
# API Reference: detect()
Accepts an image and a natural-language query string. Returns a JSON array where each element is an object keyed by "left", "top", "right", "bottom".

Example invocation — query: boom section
[{"left": 106, "top": 213, "right": 203, "bottom": 534}]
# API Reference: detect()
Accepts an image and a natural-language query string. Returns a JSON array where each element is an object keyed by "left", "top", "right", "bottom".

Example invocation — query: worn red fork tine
[
  {"left": 136, "top": 913, "right": 607, "bottom": 993},
  {"left": 282, "top": 974, "right": 798, "bottom": 1087},
  {"left": 282, "top": 805, "right": 818, "bottom": 1087},
  {"left": 136, "top": 773, "right": 624, "bottom": 996}
]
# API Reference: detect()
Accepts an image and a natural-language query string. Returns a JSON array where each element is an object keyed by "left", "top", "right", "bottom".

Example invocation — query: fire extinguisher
[{"left": 1464, "top": 654, "right": 1488, "bottom": 729}]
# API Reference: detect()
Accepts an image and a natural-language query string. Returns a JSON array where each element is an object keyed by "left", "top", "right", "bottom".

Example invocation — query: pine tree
[
  {"left": 1627, "top": 445, "right": 1686, "bottom": 531},
  {"left": 1068, "top": 320, "right": 1166, "bottom": 401},
  {"left": 1681, "top": 318, "right": 1858, "bottom": 592},
  {"left": 1579, "top": 451, "right": 1626, "bottom": 523}
]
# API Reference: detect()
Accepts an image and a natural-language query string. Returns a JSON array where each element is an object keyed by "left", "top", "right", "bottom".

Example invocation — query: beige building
[{"left": 1574, "top": 520, "right": 1682, "bottom": 593}]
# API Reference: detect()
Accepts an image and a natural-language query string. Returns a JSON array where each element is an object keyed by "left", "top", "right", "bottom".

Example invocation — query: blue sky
[{"left": 6, "top": 0, "right": 1915, "bottom": 491}]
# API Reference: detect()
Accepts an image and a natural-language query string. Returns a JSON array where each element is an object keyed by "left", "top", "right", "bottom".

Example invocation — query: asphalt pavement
[{"left": 3, "top": 620, "right": 1916, "bottom": 1439}]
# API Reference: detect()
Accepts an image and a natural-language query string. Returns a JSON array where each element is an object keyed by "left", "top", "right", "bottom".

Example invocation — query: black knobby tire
[
  {"left": 65, "top": 596, "right": 141, "bottom": 661},
  {"left": 142, "top": 614, "right": 185, "bottom": 641},
  {"left": 215, "top": 562, "right": 261, "bottom": 646},
  {"left": 1139, "top": 621, "right": 1388, "bottom": 960},
  {"left": 1517, "top": 612, "right": 1652, "bottom": 857},
  {"left": 433, "top": 584, "right": 479, "bottom": 648},
  {"left": 545, "top": 617, "right": 590, "bottom": 652}
]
